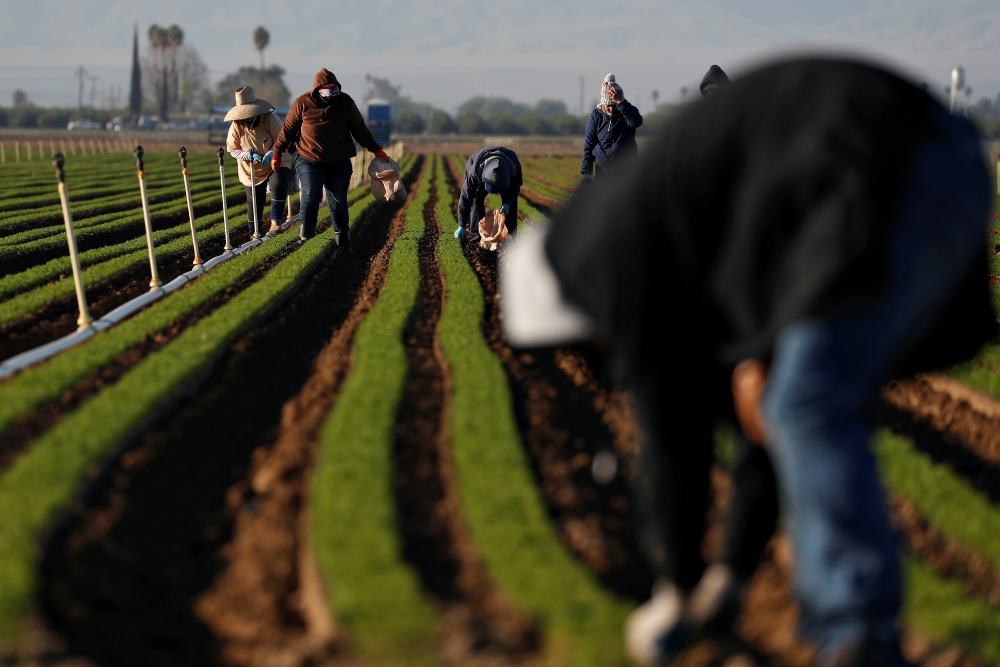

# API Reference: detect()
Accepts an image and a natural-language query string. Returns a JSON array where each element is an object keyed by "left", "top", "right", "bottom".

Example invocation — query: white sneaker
[{"left": 625, "top": 580, "right": 687, "bottom": 667}]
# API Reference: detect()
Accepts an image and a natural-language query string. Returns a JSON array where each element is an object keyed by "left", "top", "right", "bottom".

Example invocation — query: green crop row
[
  {"left": 0, "top": 205, "right": 248, "bottom": 327},
  {"left": 0, "top": 171, "right": 229, "bottom": 245},
  {"left": 310, "top": 156, "right": 440, "bottom": 664},
  {"left": 0, "top": 160, "right": 225, "bottom": 226},
  {"left": 0, "top": 151, "right": 225, "bottom": 203},
  {"left": 433, "top": 155, "right": 632, "bottom": 666},
  {"left": 0, "top": 202, "right": 245, "bottom": 302},
  {"left": 0, "top": 156, "right": 417, "bottom": 643},
  {"left": 0, "top": 154, "right": 407, "bottom": 439},
  {"left": 872, "top": 430, "right": 1000, "bottom": 662}
]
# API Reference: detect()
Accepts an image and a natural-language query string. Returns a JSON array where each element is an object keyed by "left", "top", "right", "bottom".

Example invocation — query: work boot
[
  {"left": 267, "top": 219, "right": 282, "bottom": 236},
  {"left": 334, "top": 230, "right": 354, "bottom": 253}
]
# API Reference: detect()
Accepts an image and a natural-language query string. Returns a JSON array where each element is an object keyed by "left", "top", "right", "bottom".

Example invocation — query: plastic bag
[
  {"left": 368, "top": 156, "right": 406, "bottom": 203},
  {"left": 478, "top": 210, "right": 510, "bottom": 251}
]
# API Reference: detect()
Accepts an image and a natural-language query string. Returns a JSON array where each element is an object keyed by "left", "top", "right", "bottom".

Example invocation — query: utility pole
[
  {"left": 88, "top": 75, "right": 99, "bottom": 109},
  {"left": 75, "top": 65, "right": 87, "bottom": 115}
]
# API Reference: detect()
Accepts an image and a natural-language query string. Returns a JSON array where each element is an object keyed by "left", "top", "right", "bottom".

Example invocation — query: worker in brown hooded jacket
[{"left": 273, "top": 68, "right": 390, "bottom": 248}]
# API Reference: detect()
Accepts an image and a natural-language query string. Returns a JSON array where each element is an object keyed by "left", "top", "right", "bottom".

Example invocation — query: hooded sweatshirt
[
  {"left": 549, "top": 58, "right": 993, "bottom": 381},
  {"left": 700, "top": 65, "right": 731, "bottom": 95},
  {"left": 274, "top": 69, "right": 381, "bottom": 163}
]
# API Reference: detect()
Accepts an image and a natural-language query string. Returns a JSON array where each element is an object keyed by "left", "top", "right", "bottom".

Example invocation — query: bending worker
[
  {"left": 456, "top": 145, "right": 522, "bottom": 245},
  {"left": 272, "top": 68, "right": 389, "bottom": 248},
  {"left": 502, "top": 57, "right": 993, "bottom": 667},
  {"left": 580, "top": 73, "right": 643, "bottom": 179},
  {"left": 225, "top": 86, "right": 294, "bottom": 237}
]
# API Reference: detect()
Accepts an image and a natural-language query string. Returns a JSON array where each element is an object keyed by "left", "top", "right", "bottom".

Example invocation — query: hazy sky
[{"left": 1, "top": 0, "right": 998, "bottom": 114}]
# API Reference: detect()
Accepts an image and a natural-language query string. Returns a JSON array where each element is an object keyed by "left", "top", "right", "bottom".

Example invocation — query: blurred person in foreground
[
  {"left": 455, "top": 145, "right": 523, "bottom": 245},
  {"left": 225, "top": 86, "right": 295, "bottom": 237},
  {"left": 501, "top": 57, "right": 993, "bottom": 667},
  {"left": 580, "top": 73, "right": 643, "bottom": 180},
  {"left": 272, "top": 68, "right": 390, "bottom": 248}
]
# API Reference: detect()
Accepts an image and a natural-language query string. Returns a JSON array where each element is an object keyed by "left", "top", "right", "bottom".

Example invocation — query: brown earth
[{"left": 36, "top": 163, "right": 420, "bottom": 667}]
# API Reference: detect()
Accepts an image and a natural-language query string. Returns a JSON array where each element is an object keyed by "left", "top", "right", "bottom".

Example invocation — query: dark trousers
[
  {"left": 296, "top": 156, "right": 352, "bottom": 239},
  {"left": 244, "top": 167, "right": 291, "bottom": 234}
]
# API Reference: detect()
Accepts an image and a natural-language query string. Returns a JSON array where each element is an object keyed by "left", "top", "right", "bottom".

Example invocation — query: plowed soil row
[
  {"left": 0, "top": 232, "right": 235, "bottom": 363},
  {"left": 0, "top": 234, "right": 302, "bottom": 472},
  {"left": 0, "top": 193, "right": 245, "bottom": 278},
  {"left": 387, "top": 174, "right": 537, "bottom": 664},
  {"left": 33, "top": 161, "right": 421, "bottom": 667}
]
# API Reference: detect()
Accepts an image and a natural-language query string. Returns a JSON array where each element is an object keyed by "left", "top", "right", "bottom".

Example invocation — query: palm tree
[
  {"left": 147, "top": 24, "right": 170, "bottom": 120},
  {"left": 166, "top": 24, "right": 184, "bottom": 113},
  {"left": 253, "top": 27, "right": 270, "bottom": 71}
]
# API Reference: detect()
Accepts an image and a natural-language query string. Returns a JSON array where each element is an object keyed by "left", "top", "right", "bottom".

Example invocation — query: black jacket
[
  {"left": 457, "top": 146, "right": 523, "bottom": 229},
  {"left": 547, "top": 58, "right": 994, "bottom": 381},
  {"left": 581, "top": 101, "right": 643, "bottom": 174}
]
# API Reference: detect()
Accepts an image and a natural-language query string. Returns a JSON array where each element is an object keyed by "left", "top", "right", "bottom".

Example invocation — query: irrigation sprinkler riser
[
  {"left": 179, "top": 147, "right": 203, "bottom": 267},
  {"left": 217, "top": 147, "right": 232, "bottom": 251},
  {"left": 134, "top": 146, "right": 161, "bottom": 289},
  {"left": 53, "top": 154, "right": 92, "bottom": 330}
]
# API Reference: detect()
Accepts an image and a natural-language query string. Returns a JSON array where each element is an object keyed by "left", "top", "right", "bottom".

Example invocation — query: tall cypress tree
[{"left": 128, "top": 24, "right": 142, "bottom": 118}]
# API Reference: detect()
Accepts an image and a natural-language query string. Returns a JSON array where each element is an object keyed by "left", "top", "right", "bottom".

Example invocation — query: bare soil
[{"left": 36, "top": 164, "right": 418, "bottom": 667}]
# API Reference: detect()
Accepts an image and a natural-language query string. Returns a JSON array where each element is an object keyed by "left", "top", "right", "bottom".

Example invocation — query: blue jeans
[
  {"left": 761, "top": 116, "right": 989, "bottom": 659},
  {"left": 296, "top": 157, "right": 352, "bottom": 239}
]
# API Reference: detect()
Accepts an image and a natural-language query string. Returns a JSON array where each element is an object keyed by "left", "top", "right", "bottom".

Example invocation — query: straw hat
[{"left": 224, "top": 86, "right": 275, "bottom": 122}]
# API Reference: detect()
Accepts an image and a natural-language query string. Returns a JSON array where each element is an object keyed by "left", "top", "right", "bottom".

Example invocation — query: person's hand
[
  {"left": 270, "top": 152, "right": 281, "bottom": 173},
  {"left": 249, "top": 150, "right": 264, "bottom": 164},
  {"left": 454, "top": 226, "right": 466, "bottom": 240},
  {"left": 374, "top": 149, "right": 390, "bottom": 162},
  {"left": 262, "top": 150, "right": 273, "bottom": 166},
  {"left": 500, "top": 203, "right": 510, "bottom": 216},
  {"left": 732, "top": 359, "right": 769, "bottom": 446},
  {"left": 611, "top": 88, "right": 623, "bottom": 104}
]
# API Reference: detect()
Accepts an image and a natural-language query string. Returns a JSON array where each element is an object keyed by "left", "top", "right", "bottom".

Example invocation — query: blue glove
[
  {"left": 454, "top": 226, "right": 466, "bottom": 240},
  {"left": 248, "top": 150, "right": 262, "bottom": 164},
  {"left": 262, "top": 150, "right": 273, "bottom": 166},
  {"left": 500, "top": 203, "right": 510, "bottom": 216}
]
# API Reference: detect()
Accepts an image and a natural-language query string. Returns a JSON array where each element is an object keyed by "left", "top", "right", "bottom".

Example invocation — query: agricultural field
[{"left": 0, "top": 145, "right": 999, "bottom": 667}]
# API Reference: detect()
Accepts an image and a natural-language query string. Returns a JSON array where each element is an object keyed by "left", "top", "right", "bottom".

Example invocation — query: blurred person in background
[
  {"left": 455, "top": 145, "right": 523, "bottom": 245},
  {"left": 272, "top": 68, "right": 390, "bottom": 249},
  {"left": 225, "top": 86, "right": 295, "bottom": 237},
  {"left": 700, "top": 64, "right": 731, "bottom": 96},
  {"left": 580, "top": 73, "right": 644, "bottom": 180},
  {"left": 502, "top": 57, "right": 993, "bottom": 667}
]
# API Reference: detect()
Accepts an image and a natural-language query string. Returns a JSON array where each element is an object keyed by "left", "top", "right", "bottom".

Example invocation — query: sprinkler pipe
[
  {"left": 179, "top": 146, "right": 204, "bottom": 267},
  {"left": 134, "top": 145, "right": 162, "bottom": 289},
  {"left": 52, "top": 152, "right": 93, "bottom": 331}
]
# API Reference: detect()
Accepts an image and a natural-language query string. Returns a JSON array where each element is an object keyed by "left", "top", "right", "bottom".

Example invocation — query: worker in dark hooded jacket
[
  {"left": 700, "top": 64, "right": 731, "bottom": 96},
  {"left": 455, "top": 145, "right": 523, "bottom": 245},
  {"left": 501, "top": 58, "right": 993, "bottom": 667},
  {"left": 273, "top": 68, "right": 390, "bottom": 247},
  {"left": 580, "top": 73, "right": 643, "bottom": 178}
]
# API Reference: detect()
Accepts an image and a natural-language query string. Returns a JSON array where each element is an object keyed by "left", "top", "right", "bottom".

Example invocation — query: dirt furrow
[
  {"left": 881, "top": 375, "right": 1000, "bottom": 503},
  {"left": 35, "top": 162, "right": 420, "bottom": 667},
  {"left": 389, "top": 176, "right": 537, "bottom": 664},
  {"left": 0, "top": 232, "right": 232, "bottom": 362},
  {"left": 0, "top": 236, "right": 300, "bottom": 473}
]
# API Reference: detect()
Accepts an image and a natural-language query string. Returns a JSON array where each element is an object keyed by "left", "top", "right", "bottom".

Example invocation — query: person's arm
[
  {"left": 581, "top": 112, "right": 598, "bottom": 174},
  {"left": 618, "top": 99, "right": 643, "bottom": 128},
  {"left": 273, "top": 99, "right": 303, "bottom": 155},
  {"left": 227, "top": 121, "right": 256, "bottom": 161}
]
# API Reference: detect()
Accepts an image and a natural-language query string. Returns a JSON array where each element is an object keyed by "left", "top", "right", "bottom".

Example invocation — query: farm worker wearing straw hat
[
  {"left": 501, "top": 57, "right": 993, "bottom": 667},
  {"left": 225, "top": 86, "right": 294, "bottom": 236},
  {"left": 455, "top": 145, "right": 523, "bottom": 245},
  {"left": 580, "top": 73, "right": 643, "bottom": 180},
  {"left": 272, "top": 68, "right": 389, "bottom": 249}
]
